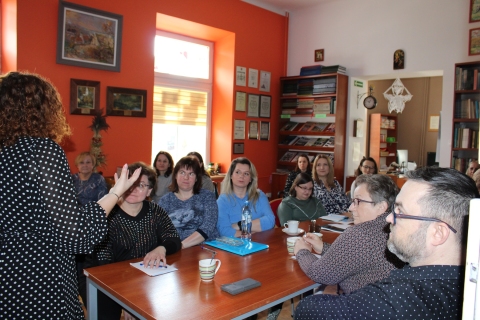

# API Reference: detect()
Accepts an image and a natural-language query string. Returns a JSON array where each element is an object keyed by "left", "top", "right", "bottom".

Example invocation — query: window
[{"left": 152, "top": 31, "right": 213, "bottom": 164}]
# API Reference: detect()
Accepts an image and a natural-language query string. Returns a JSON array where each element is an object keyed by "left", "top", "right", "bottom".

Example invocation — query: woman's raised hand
[{"left": 110, "top": 163, "right": 142, "bottom": 197}]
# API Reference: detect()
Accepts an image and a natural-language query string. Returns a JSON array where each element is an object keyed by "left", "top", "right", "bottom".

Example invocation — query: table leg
[{"left": 86, "top": 277, "right": 98, "bottom": 320}]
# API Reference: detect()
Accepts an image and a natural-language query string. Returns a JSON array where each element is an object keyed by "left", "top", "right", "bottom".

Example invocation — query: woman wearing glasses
[
  {"left": 312, "top": 154, "right": 351, "bottom": 215},
  {"left": 294, "top": 174, "right": 404, "bottom": 294},
  {"left": 81, "top": 162, "right": 181, "bottom": 319},
  {"left": 350, "top": 156, "right": 378, "bottom": 198},
  {"left": 282, "top": 153, "right": 312, "bottom": 198},
  {"left": 158, "top": 156, "right": 219, "bottom": 248},
  {"left": 217, "top": 157, "right": 275, "bottom": 237},
  {"left": 277, "top": 173, "right": 327, "bottom": 226}
]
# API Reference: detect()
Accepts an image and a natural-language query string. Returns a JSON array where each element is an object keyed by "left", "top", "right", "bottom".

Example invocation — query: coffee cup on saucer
[{"left": 284, "top": 220, "right": 299, "bottom": 234}]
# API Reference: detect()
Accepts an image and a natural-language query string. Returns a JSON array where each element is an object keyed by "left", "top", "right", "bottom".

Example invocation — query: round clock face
[{"left": 363, "top": 96, "right": 377, "bottom": 109}]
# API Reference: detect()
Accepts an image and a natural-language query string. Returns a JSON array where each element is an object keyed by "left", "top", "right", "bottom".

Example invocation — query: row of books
[
  {"left": 452, "top": 157, "right": 477, "bottom": 173},
  {"left": 281, "top": 98, "right": 337, "bottom": 115},
  {"left": 279, "top": 151, "right": 334, "bottom": 163},
  {"left": 298, "top": 64, "right": 347, "bottom": 77},
  {"left": 280, "top": 121, "right": 335, "bottom": 133},
  {"left": 282, "top": 78, "right": 337, "bottom": 96},
  {"left": 454, "top": 99, "right": 480, "bottom": 119},
  {"left": 280, "top": 136, "right": 335, "bottom": 147},
  {"left": 455, "top": 67, "right": 480, "bottom": 91},
  {"left": 453, "top": 127, "right": 478, "bottom": 149}
]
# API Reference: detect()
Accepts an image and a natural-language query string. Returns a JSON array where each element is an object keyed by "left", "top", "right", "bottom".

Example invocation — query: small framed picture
[
  {"left": 259, "top": 71, "right": 271, "bottom": 92},
  {"left": 234, "top": 119, "right": 246, "bottom": 140},
  {"left": 69, "top": 79, "right": 100, "bottom": 115},
  {"left": 235, "top": 91, "right": 247, "bottom": 112},
  {"left": 260, "top": 121, "right": 270, "bottom": 140},
  {"left": 106, "top": 86, "right": 147, "bottom": 117},
  {"left": 259, "top": 95, "right": 271, "bottom": 118},
  {"left": 314, "top": 49, "right": 324, "bottom": 62},
  {"left": 236, "top": 66, "right": 246, "bottom": 86},
  {"left": 471, "top": 0, "right": 480, "bottom": 23},
  {"left": 248, "top": 68, "right": 258, "bottom": 88},
  {"left": 249, "top": 121, "right": 259, "bottom": 139},
  {"left": 233, "top": 143, "right": 244, "bottom": 154},
  {"left": 247, "top": 94, "right": 260, "bottom": 117},
  {"left": 469, "top": 27, "right": 480, "bottom": 55}
]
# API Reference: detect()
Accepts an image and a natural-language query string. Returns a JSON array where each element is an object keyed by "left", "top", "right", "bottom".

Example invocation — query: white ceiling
[{"left": 242, "top": 0, "right": 328, "bottom": 14}]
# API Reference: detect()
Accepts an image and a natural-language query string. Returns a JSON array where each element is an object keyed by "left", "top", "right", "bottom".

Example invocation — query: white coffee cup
[
  {"left": 284, "top": 220, "right": 299, "bottom": 233},
  {"left": 286, "top": 236, "right": 301, "bottom": 255},
  {"left": 199, "top": 259, "right": 221, "bottom": 282}
]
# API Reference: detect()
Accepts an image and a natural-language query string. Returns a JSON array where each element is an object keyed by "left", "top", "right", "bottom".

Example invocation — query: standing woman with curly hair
[{"left": 0, "top": 72, "right": 141, "bottom": 319}]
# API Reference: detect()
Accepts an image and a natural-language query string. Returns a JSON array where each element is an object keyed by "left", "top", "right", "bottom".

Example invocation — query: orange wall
[{"left": 8, "top": 0, "right": 287, "bottom": 192}]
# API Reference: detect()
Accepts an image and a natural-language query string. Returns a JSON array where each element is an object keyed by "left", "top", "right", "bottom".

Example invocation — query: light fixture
[{"left": 383, "top": 78, "right": 412, "bottom": 113}]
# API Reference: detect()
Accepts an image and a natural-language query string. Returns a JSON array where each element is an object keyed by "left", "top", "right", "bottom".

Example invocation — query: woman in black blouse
[{"left": 282, "top": 153, "right": 312, "bottom": 197}]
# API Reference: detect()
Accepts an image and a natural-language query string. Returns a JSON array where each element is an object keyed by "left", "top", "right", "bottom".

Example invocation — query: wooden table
[{"left": 85, "top": 220, "right": 341, "bottom": 320}]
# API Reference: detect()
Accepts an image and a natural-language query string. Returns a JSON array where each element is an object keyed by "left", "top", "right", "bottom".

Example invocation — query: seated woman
[
  {"left": 72, "top": 151, "right": 107, "bottom": 205},
  {"left": 159, "top": 156, "right": 219, "bottom": 248},
  {"left": 278, "top": 172, "right": 327, "bottom": 226},
  {"left": 350, "top": 156, "right": 378, "bottom": 198},
  {"left": 473, "top": 169, "right": 480, "bottom": 193},
  {"left": 294, "top": 174, "right": 404, "bottom": 294},
  {"left": 466, "top": 159, "right": 480, "bottom": 178},
  {"left": 312, "top": 154, "right": 350, "bottom": 215},
  {"left": 82, "top": 162, "right": 181, "bottom": 320},
  {"left": 282, "top": 153, "right": 312, "bottom": 198},
  {"left": 187, "top": 151, "right": 215, "bottom": 193},
  {"left": 217, "top": 157, "right": 275, "bottom": 237},
  {"left": 151, "top": 151, "right": 174, "bottom": 203}
]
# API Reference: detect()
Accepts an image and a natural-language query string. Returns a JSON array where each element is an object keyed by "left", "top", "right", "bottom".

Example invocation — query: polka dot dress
[
  {"left": 294, "top": 265, "right": 464, "bottom": 319},
  {"left": 0, "top": 137, "right": 108, "bottom": 319}
]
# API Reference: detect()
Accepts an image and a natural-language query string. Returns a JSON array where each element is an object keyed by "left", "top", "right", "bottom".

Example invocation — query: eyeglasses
[
  {"left": 233, "top": 170, "right": 251, "bottom": 178},
  {"left": 131, "top": 182, "right": 152, "bottom": 191},
  {"left": 351, "top": 198, "right": 376, "bottom": 207},
  {"left": 392, "top": 205, "right": 457, "bottom": 233},
  {"left": 362, "top": 165, "right": 375, "bottom": 170},
  {"left": 179, "top": 170, "right": 196, "bottom": 179},
  {"left": 296, "top": 185, "right": 313, "bottom": 192}
]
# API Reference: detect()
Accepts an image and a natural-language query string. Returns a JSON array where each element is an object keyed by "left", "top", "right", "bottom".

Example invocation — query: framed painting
[
  {"left": 469, "top": 27, "right": 480, "bottom": 56},
  {"left": 233, "top": 143, "right": 244, "bottom": 154},
  {"left": 57, "top": 1, "right": 123, "bottom": 72},
  {"left": 471, "top": 0, "right": 480, "bottom": 23},
  {"left": 70, "top": 79, "right": 100, "bottom": 115},
  {"left": 314, "top": 49, "right": 324, "bottom": 62},
  {"left": 106, "top": 87, "right": 147, "bottom": 117}
]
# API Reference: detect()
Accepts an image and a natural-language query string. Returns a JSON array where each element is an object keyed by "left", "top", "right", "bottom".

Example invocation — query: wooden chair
[{"left": 269, "top": 198, "right": 282, "bottom": 228}]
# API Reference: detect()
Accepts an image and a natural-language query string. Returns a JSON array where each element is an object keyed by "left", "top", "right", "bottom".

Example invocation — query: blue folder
[{"left": 204, "top": 239, "right": 269, "bottom": 256}]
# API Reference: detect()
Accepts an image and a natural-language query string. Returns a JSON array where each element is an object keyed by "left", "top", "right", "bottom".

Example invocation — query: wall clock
[{"left": 363, "top": 95, "right": 377, "bottom": 109}]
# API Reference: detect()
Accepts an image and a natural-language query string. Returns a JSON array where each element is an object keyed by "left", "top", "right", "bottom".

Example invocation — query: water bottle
[{"left": 241, "top": 201, "right": 252, "bottom": 241}]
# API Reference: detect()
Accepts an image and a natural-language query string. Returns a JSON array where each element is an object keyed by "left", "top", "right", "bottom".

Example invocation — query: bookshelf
[
  {"left": 369, "top": 114, "right": 398, "bottom": 170},
  {"left": 277, "top": 73, "right": 348, "bottom": 186},
  {"left": 451, "top": 61, "right": 480, "bottom": 173}
]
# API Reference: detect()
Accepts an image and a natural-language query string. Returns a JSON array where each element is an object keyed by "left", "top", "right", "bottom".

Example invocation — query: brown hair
[
  {"left": 75, "top": 152, "right": 97, "bottom": 168},
  {"left": 289, "top": 172, "right": 314, "bottom": 198},
  {"left": 169, "top": 156, "right": 203, "bottom": 194},
  {"left": 312, "top": 154, "right": 335, "bottom": 188},
  {"left": 128, "top": 162, "right": 157, "bottom": 190},
  {"left": 0, "top": 72, "right": 71, "bottom": 148}
]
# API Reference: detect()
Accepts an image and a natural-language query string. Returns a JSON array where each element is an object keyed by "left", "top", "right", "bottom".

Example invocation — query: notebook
[{"left": 204, "top": 239, "right": 269, "bottom": 256}]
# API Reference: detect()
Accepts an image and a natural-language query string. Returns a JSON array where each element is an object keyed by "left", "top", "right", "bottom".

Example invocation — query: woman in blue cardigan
[{"left": 217, "top": 157, "right": 275, "bottom": 237}]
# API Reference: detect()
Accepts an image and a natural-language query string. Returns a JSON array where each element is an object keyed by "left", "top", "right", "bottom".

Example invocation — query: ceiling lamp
[{"left": 383, "top": 78, "right": 412, "bottom": 113}]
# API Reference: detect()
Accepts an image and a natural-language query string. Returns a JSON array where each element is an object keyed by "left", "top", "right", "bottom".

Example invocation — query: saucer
[{"left": 282, "top": 228, "right": 304, "bottom": 236}]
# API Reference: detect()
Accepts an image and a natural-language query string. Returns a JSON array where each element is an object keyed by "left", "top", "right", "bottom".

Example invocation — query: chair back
[
  {"left": 269, "top": 198, "right": 282, "bottom": 228},
  {"left": 212, "top": 181, "right": 219, "bottom": 199}
]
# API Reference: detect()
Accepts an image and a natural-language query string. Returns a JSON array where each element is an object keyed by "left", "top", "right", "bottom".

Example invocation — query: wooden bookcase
[
  {"left": 369, "top": 113, "right": 398, "bottom": 170},
  {"left": 277, "top": 73, "right": 348, "bottom": 187},
  {"left": 451, "top": 61, "right": 480, "bottom": 172}
]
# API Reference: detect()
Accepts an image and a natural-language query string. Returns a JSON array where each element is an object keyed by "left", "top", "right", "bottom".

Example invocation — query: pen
[{"left": 139, "top": 262, "right": 168, "bottom": 268}]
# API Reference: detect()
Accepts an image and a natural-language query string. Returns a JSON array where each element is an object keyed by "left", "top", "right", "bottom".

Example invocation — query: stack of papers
[
  {"left": 130, "top": 261, "right": 178, "bottom": 277},
  {"left": 321, "top": 224, "right": 351, "bottom": 233},
  {"left": 321, "top": 214, "right": 349, "bottom": 222}
]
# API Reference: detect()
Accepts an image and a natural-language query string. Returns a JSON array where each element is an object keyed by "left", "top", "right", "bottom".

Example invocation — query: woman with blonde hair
[
  {"left": 72, "top": 151, "right": 108, "bottom": 205},
  {"left": 0, "top": 71, "right": 141, "bottom": 319},
  {"left": 312, "top": 154, "right": 350, "bottom": 215},
  {"left": 217, "top": 157, "right": 275, "bottom": 237}
]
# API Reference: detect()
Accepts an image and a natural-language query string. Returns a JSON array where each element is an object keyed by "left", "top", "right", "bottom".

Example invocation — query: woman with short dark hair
[
  {"left": 282, "top": 153, "right": 312, "bottom": 198},
  {"left": 159, "top": 156, "right": 219, "bottom": 248},
  {"left": 151, "top": 150, "right": 174, "bottom": 202}
]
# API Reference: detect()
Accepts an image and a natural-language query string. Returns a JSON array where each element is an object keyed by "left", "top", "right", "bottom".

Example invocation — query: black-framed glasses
[
  {"left": 392, "top": 206, "right": 457, "bottom": 233},
  {"left": 351, "top": 198, "right": 375, "bottom": 207},
  {"left": 362, "top": 165, "right": 375, "bottom": 170}
]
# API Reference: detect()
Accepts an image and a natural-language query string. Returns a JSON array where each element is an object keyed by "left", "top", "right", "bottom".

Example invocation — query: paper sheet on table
[
  {"left": 291, "top": 254, "right": 321, "bottom": 260},
  {"left": 321, "top": 214, "right": 349, "bottom": 222},
  {"left": 130, "top": 261, "right": 178, "bottom": 277}
]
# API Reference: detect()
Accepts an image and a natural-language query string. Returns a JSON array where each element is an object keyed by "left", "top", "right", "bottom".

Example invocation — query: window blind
[{"left": 153, "top": 86, "right": 207, "bottom": 126}]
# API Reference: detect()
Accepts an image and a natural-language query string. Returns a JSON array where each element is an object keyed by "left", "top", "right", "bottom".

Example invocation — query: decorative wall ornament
[
  {"left": 88, "top": 110, "right": 110, "bottom": 170},
  {"left": 383, "top": 78, "right": 412, "bottom": 113}
]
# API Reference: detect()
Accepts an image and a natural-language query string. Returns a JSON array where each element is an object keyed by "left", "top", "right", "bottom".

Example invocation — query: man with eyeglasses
[{"left": 295, "top": 167, "right": 479, "bottom": 319}]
